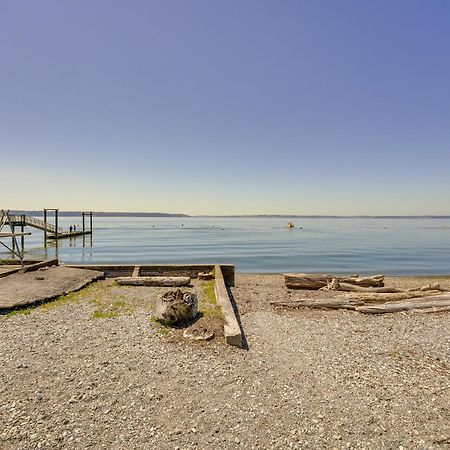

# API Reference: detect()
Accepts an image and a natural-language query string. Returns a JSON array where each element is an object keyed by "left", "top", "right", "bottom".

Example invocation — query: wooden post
[
  {"left": 55, "top": 209, "right": 59, "bottom": 240},
  {"left": 89, "top": 212, "right": 92, "bottom": 232},
  {"left": 82, "top": 212, "right": 85, "bottom": 232},
  {"left": 11, "top": 224, "right": 15, "bottom": 253},
  {"left": 43, "top": 209, "right": 47, "bottom": 240},
  {"left": 20, "top": 221, "right": 24, "bottom": 252}
]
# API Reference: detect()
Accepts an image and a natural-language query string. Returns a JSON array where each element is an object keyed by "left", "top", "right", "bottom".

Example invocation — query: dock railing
[{"left": 9, "top": 215, "right": 64, "bottom": 234}]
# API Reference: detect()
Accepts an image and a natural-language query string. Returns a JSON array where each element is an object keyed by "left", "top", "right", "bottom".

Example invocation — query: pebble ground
[{"left": 0, "top": 275, "right": 449, "bottom": 449}]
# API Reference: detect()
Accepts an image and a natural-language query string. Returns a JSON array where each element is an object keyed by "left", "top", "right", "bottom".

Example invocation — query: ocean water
[{"left": 2, "top": 217, "right": 450, "bottom": 274}]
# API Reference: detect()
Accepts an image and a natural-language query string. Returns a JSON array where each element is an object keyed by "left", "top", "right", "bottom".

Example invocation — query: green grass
[
  {"left": 199, "top": 280, "right": 222, "bottom": 320},
  {"left": 148, "top": 316, "right": 172, "bottom": 335},
  {"left": 89, "top": 286, "right": 151, "bottom": 319},
  {"left": 92, "top": 309, "right": 119, "bottom": 319},
  {"left": 91, "top": 296, "right": 136, "bottom": 319},
  {"left": 3, "top": 307, "right": 33, "bottom": 317}
]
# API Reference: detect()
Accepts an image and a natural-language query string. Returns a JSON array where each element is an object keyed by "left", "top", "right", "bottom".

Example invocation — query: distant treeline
[
  {"left": 11, "top": 211, "right": 189, "bottom": 218},
  {"left": 9, "top": 211, "right": 450, "bottom": 219}
]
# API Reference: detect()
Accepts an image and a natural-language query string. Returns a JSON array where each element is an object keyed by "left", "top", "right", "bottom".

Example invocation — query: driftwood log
[
  {"left": 271, "top": 290, "right": 450, "bottom": 314},
  {"left": 284, "top": 273, "right": 384, "bottom": 290},
  {"left": 271, "top": 298, "right": 366, "bottom": 310},
  {"left": 344, "top": 290, "right": 445, "bottom": 302},
  {"left": 410, "top": 305, "right": 450, "bottom": 314},
  {"left": 115, "top": 276, "right": 191, "bottom": 287},
  {"left": 320, "top": 279, "right": 399, "bottom": 293},
  {"left": 355, "top": 294, "right": 450, "bottom": 314},
  {"left": 407, "top": 283, "right": 447, "bottom": 292}
]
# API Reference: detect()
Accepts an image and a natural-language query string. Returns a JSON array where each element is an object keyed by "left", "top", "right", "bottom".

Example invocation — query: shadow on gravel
[{"left": 227, "top": 287, "right": 249, "bottom": 350}]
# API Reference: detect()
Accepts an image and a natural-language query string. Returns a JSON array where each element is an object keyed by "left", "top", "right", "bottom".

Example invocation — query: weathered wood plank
[
  {"left": 115, "top": 276, "right": 191, "bottom": 287},
  {"left": 355, "top": 294, "right": 450, "bottom": 314}
]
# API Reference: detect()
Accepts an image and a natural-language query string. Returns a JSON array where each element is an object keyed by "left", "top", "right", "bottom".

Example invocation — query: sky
[{"left": 1, "top": 0, "right": 450, "bottom": 215}]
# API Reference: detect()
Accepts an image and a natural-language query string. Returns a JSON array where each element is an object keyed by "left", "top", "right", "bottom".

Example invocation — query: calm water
[{"left": 3, "top": 217, "right": 450, "bottom": 274}]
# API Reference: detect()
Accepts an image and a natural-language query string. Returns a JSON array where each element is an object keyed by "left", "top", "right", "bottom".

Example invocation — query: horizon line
[{"left": 9, "top": 210, "right": 450, "bottom": 219}]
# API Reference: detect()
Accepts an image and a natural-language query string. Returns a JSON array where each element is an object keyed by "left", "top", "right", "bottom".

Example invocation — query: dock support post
[
  {"left": 82, "top": 212, "right": 85, "bottom": 232},
  {"left": 11, "top": 225, "right": 15, "bottom": 254},
  {"left": 90, "top": 212, "right": 92, "bottom": 232},
  {"left": 55, "top": 210, "right": 58, "bottom": 240},
  {"left": 20, "top": 220, "right": 25, "bottom": 251},
  {"left": 43, "top": 209, "right": 47, "bottom": 240}
]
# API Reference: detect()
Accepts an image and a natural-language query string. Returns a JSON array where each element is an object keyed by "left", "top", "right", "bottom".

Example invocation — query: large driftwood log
[
  {"left": 320, "top": 279, "right": 400, "bottom": 293},
  {"left": 344, "top": 290, "right": 444, "bottom": 303},
  {"left": 115, "top": 276, "right": 191, "bottom": 287},
  {"left": 284, "top": 273, "right": 384, "bottom": 290},
  {"left": 407, "top": 283, "right": 447, "bottom": 292},
  {"left": 410, "top": 305, "right": 450, "bottom": 314},
  {"left": 270, "top": 298, "right": 365, "bottom": 310},
  {"left": 355, "top": 294, "right": 450, "bottom": 314},
  {"left": 271, "top": 289, "right": 450, "bottom": 313}
]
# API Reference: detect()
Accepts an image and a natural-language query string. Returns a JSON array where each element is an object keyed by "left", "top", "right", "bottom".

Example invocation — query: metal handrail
[{"left": 9, "top": 215, "right": 64, "bottom": 233}]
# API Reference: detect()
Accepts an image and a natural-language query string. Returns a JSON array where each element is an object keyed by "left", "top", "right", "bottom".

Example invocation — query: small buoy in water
[{"left": 181, "top": 224, "right": 184, "bottom": 227}]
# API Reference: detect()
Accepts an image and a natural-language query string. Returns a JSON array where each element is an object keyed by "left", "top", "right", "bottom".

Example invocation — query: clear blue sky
[{"left": 1, "top": 0, "right": 449, "bottom": 215}]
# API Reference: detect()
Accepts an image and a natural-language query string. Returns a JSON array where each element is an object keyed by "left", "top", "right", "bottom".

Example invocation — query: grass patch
[
  {"left": 3, "top": 307, "right": 33, "bottom": 317},
  {"left": 200, "top": 280, "right": 222, "bottom": 320},
  {"left": 89, "top": 286, "right": 149, "bottom": 319},
  {"left": 157, "top": 326, "right": 170, "bottom": 336},
  {"left": 92, "top": 309, "right": 119, "bottom": 319},
  {"left": 149, "top": 316, "right": 172, "bottom": 335}
]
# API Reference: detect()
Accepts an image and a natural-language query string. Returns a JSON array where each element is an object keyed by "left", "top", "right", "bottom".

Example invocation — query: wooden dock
[{"left": 9, "top": 213, "right": 92, "bottom": 240}]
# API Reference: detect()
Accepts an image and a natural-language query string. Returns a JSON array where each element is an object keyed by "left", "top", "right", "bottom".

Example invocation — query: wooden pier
[{"left": 9, "top": 209, "right": 93, "bottom": 240}]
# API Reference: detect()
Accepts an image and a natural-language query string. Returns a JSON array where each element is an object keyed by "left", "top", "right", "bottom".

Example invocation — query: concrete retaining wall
[
  {"left": 67, "top": 263, "right": 235, "bottom": 286},
  {"left": 214, "top": 264, "right": 243, "bottom": 348}
]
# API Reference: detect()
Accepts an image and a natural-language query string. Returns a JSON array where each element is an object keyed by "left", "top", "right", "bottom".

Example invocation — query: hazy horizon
[
  {"left": 8, "top": 209, "right": 450, "bottom": 219},
  {"left": 2, "top": 1, "right": 450, "bottom": 215}
]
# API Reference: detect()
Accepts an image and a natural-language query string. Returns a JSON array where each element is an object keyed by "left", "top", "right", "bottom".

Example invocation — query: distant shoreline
[{"left": 9, "top": 211, "right": 450, "bottom": 219}]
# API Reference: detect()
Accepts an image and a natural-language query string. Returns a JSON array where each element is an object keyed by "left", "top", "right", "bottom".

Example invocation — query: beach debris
[
  {"left": 115, "top": 276, "right": 191, "bottom": 287},
  {"left": 198, "top": 271, "right": 213, "bottom": 281},
  {"left": 284, "top": 273, "right": 384, "bottom": 290},
  {"left": 271, "top": 293, "right": 450, "bottom": 314},
  {"left": 354, "top": 294, "right": 450, "bottom": 314},
  {"left": 273, "top": 278, "right": 450, "bottom": 314},
  {"left": 155, "top": 289, "right": 198, "bottom": 325}
]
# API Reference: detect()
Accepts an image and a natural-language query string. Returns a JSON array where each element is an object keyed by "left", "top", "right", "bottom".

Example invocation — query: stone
[{"left": 183, "top": 326, "right": 215, "bottom": 341}]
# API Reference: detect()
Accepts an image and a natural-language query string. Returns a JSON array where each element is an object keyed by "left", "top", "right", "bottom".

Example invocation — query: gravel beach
[{"left": 1, "top": 274, "right": 449, "bottom": 449}]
